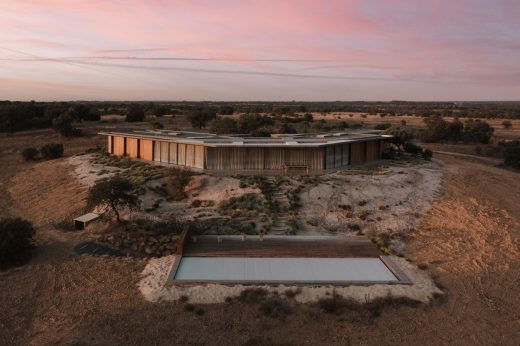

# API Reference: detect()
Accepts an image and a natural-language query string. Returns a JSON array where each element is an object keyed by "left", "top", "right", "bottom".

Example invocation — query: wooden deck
[{"left": 182, "top": 235, "right": 381, "bottom": 258}]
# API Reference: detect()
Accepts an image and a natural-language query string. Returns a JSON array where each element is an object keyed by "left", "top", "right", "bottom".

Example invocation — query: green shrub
[
  {"left": 259, "top": 296, "right": 291, "bottom": 319},
  {"left": 503, "top": 141, "right": 520, "bottom": 168},
  {"left": 21, "top": 147, "right": 38, "bottom": 161},
  {"left": 40, "top": 143, "right": 64, "bottom": 159},
  {"left": 422, "top": 149, "right": 433, "bottom": 160},
  {"left": 306, "top": 217, "right": 320, "bottom": 226},
  {"left": 403, "top": 142, "right": 423, "bottom": 155},
  {"left": 0, "top": 218, "right": 36, "bottom": 269},
  {"left": 126, "top": 104, "right": 145, "bottom": 122},
  {"left": 218, "top": 193, "right": 267, "bottom": 215},
  {"left": 149, "top": 120, "right": 164, "bottom": 129},
  {"left": 502, "top": 120, "right": 512, "bottom": 129},
  {"left": 319, "top": 295, "right": 350, "bottom": 315},
  {"left": 166, "top": 168, "right": 193, "bottom": 201},
  {"left": 238, "top": 288, "right": 268, "bottom": 304},
  {"left": 374, "top": 123, "right": 391, "bottom": 130},
  {"left": 357, "top": 209, "right": 371, "bottom": 220}
]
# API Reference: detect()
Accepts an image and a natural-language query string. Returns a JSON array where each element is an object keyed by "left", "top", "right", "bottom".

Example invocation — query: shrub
[
  {"left": 259, "top": 296, "right": 292, "bottom": 319},
  {"left": 238, "top": 288, "right": 268, "bottom": 304},
  {"left": 284, "top": 288, "right": 301, "bottom": 298},
  {"left": 218, "top": 193, "right": 267, "bottom": 215},
  {"left": 21, "top": 147, "right": 38, "bottom": 161},
  {"left": 165, "top": 168, "right": 193, "bottom": 201},
  {"left": 502, "top": 120, "right": 512, "bottom": 129},
  {"left": 422, "top": 149, "right": 433, "bottom": 160},
  {"left": 383, "top": 127, "right": 411, "bottom": 148},
  {"left": 503, "top": 141, "right": 520, "bottom": 168},
  {"left": 318, "top": 295, "right": 350, "bottom": 315},
  {"left": 187, "top": 109, "right": 217, "bottom": 129},
  {"left": 40, "top": 143, "right": 64, "bottom": 159},
  {"left": 126, "top": 104, "right": 145, "bottom": 122},
  {"left": 357, "top": 209, "right": 371, "bottom": 220},
  {"left": 149, "top": 120, "right": 164, "bottom": 129},
  {"left": 374, "top": 123, "right": 391, "bottom": 130},
  {"left": 208, "top": 117, "right": 239, "bottom": 134},
  {"left": 403, "top": 142, "right": 423, "bottom": 155},
  {"left": 0, "top": 218, "right": 36, "bottom": 269},
  {"left": 306, "top": 217, "right": 320, "bottom": 226}
]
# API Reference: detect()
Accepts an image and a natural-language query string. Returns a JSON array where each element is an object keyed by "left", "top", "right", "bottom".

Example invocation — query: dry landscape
[{"left": 1, "top": 121, "right": 519, "bottom": 345}]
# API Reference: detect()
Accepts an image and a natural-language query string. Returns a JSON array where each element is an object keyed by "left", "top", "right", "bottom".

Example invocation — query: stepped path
[{"left": 265, "top": 177, "right": 291, "bottom": 235}]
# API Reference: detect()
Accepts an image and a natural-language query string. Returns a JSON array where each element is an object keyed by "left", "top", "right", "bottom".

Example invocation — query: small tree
[
  {"left": 165, "top": 168, "right": 193, "bottom": 201},
  {"left": 208, "top": 117, "right": 239, "bottom": 134},
  {"left": 422, "top": 149, "right": 433, "bottom": 160},
  {"left": 126, "top": 104, "right": 145, "bottom": 122},
  {"left": 86, "top": 176, "right": 139, "bottom": 223},
  {"left": 403, "top": 142, "right": 423, "bottom": 155},
  {"left": 187, "top": 109, "right": 217, "bottom": 129},
  {"left": 0, "top": 218, "right": 36, "bottom": 269},
  {"left": 21, "top": 147, "right": 38, "bottom": 161},
  {"left": 52, "top": 113, "right": 73, "bottom": 135},
  {"left": 503, "top": 141, "right": 520, "bottom": 169},
  {"left": 40, "top": 143, "right": 64, "bottom": 159}
]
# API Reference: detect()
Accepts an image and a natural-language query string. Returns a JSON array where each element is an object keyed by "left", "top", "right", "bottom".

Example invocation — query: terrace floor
[{"left": 182, "top": 235, "right": 381, "bottom": 258}]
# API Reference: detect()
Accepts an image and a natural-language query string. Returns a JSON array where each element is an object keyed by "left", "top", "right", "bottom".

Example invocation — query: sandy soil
[
  {"left": 1, "top": 130, "right": 519, "bottom": 345},
  {"left": 187, "top": 175, "right": 260, "bottom": 203},
  {"left": 298, "top": 162, "right": 441, "bottom": 241},
  {"left": 68, "top": 154, "right": 122, "bottom": 187}
]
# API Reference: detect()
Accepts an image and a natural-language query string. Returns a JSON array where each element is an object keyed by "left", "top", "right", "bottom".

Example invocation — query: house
[{"left": 99, "top": 129, "right": 390, "bottom": 172}]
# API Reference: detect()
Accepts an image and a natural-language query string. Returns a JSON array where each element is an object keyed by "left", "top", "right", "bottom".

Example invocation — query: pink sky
[{"left": 1, "top": 0, "right": 519, "bottom": 101}]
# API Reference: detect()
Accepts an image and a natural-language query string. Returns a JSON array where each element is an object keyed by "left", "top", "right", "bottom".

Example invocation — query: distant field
[{"left": 312, "top": 112, "right": 520, "bottom": 139}]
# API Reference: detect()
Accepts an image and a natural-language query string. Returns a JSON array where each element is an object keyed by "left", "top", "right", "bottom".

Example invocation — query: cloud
[{"left": 0, "top": 0, "right": 519, "bottom": 100}]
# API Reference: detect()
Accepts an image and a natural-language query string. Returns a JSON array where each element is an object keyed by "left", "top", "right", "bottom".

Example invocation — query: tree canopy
[
  {"left": 187, "top": 109, "right": 217, "bottom": 129},
  {"left": 86, "top": 176, "right": 139, "bottom": 223}
]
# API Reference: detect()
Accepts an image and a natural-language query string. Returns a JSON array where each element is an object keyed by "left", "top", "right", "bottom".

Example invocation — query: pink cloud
[{"left": 0, "top": 0, "right": 519, "bottom": 100}]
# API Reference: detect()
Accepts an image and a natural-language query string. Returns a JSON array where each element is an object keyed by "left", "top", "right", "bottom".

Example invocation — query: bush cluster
[
  {"left": 21, "top": 143, "right": 64, "bottom": 161},
  {"left": 0, "top": 218, "right": 36, "bottom": 269},
  {"left": 503, "top": 140, "right": 520, "bottom": 169},
  {"left": 40, "top": 143, "right": 64, "bottom": 159},
  {"left": 421, "top": 116, "right": 494, "bottom": 144},
  {"left": 165, "top": 168, "right": 193, "bottom": 201}
]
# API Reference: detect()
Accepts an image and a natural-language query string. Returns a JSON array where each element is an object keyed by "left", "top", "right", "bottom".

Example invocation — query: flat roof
[
  {"left": 73, "top": 213, "right": 100, "bottom": 223},
  {"left": 99, "top": 129, "right": 390, "bottom": 147}
]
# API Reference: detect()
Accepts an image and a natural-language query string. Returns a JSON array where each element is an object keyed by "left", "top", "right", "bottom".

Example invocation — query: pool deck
[{"left": 182, "top": 235, "right": 381, "bottom": 258}]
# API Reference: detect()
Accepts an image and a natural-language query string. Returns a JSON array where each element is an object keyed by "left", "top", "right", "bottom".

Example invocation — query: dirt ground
[{"left": 1, "top": 130, "right": 520, "bottom": 345}]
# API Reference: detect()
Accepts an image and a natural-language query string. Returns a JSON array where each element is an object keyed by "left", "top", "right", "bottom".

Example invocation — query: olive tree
[{"left": 86, "top": 176, "right": 139, "bottom": 223}]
